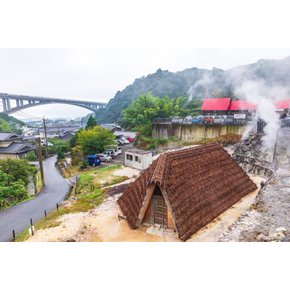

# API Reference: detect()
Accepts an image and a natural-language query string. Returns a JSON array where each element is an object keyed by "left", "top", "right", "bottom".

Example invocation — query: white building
[{"left": 125, "top": 149, "right": 153, "bottom": 170}]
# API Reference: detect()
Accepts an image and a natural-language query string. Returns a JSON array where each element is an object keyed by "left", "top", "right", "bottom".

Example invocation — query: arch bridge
[{"left": 0, "top": 93, "right": 106, "bottom": 114}]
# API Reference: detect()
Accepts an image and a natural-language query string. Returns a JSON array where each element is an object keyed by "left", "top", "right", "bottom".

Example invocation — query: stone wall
[{"left": 152, "top": 123, "right": 246, "bottom": 141}]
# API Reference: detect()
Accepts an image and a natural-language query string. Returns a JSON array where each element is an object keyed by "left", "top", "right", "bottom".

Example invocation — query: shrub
[
  {"left": 79, "top": 161, "right": 88, "bottom": 170},
  {"left": 26, "top": 151, "right": 37, "bottom": 161}
]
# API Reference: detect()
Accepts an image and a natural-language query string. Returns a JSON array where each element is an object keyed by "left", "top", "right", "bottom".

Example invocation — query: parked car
[
  {"left": 225, "top": 115, "right": 234, "bottom": 124},
  {"left": 203, "top": 116, "right": 214, "bottom": 124},
  {"left": 87, "top": 154, "right": 101, "bottom": 166},
  {"left": 183, "top": 116, "right": 193, "bottom": 124},
  {"left": 191, "top": 116, "right": 203, "bottom": 124},
  {"left": 117, "top": 139, "right": 126, "bottom": 145},
  {"left": 213, "top": 115, "right": 225, "bottom": 124},
  {"left": 104, "top": 149, "right": 117, "bottom": 158},
  {"left": 281, "top": 116, "right": 290, "bottom": 126},
  {"left": 125, "top": 137, "right": 135, "bottom": 143},
  {"left": 98, "top": 153, "right": 112, "bottom": 163},
  {"left": 120, "top": 137, "right": 130, "bottom": 144},
  {"left": 104, "top": 147, "right": 122, "bottom": 157}
]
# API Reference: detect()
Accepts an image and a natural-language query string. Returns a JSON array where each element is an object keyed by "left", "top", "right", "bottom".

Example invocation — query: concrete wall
[{"left": 153, "top": 124, "right": 246, "bottom": 141}]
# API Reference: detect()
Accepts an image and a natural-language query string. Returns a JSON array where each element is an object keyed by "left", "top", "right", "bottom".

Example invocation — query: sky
[{"left": 1, "top": 48, "right": 290, "bottom": 120}]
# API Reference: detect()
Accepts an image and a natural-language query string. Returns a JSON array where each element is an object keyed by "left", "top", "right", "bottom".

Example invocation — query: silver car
[{"left": 99, "top": 154, "right": 112, "bottom": 163}]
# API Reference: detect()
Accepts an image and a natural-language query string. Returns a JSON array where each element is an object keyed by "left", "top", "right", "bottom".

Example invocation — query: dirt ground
[{"left": 26, "top": 174, "right": 262, "bottom": 242}]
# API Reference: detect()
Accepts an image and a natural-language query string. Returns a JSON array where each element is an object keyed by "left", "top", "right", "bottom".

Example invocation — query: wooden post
[
  {"left": 30, "top": 218, "right": 34, "bottom": 236},
  {"left": 37, "top": 137, "right": 45, "bottom": 187},
  {"left": 43, "top": 117, "right": 49, "bottom": 158}
]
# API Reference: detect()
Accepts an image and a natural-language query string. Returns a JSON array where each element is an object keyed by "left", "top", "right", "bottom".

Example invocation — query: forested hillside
[{"left": 95, "top": 57, "right": 290, "bottom": 123}]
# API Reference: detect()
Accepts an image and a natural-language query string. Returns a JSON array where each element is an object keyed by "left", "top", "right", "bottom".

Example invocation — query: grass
[
  {"left": 15, "top": 164, "right": 127, "bottom": 242},
  {"left": 16, "top": 188, "right": 106, "bottom": 242},
  {"left": 76, "top": 164, "right": 127, "bottom": 194}
]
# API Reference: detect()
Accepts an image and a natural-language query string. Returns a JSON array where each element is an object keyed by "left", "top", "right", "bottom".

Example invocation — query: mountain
[
  {"left": 95, "top": 56, "right": 290, "bottom": 123},
  {"left": 0, "top": 112, "right": 25, "bottom": 133}
]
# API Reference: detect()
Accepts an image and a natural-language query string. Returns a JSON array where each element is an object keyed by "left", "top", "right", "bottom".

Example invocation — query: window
[
  {"left": 126, "top": 154, "right": 133, "bottom": 161},
  {"left": 135, "top": 155, "right": 141, "bottom": 163}
]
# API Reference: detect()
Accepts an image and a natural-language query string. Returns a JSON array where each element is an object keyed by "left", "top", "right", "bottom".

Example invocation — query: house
[
  {"left": 101, "top": 123, "right": 121, "bottom": 133},
  {"left": 118, "top": 143, "right": 257, "bottom": 241},
  {"left": 125, "top": 149, "right": 152, "bottom": 170},
  {"left": 35, "top": 125, "right": 79, "bottom": 139},
  {"left": 59, "top": 130, "right": 74, "bottom": 140},
  {"left": 0, "top": 132, "right": 35, "bottom": 160}
]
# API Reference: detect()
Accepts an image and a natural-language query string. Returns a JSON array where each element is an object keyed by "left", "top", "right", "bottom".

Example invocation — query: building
[
  {"left": 201, "top": 97, "right": 232, "bottom": 111},
  {"left": 118, "top": 143, "right": 257, "bottom": 241},
  {"left": 35, "top": 125, "right": 79, "bottom": 139},
  {"left": 100, "top": 124, "right": 121, "bottom": 133},
  {"left": 0, "top": 132, "right": 35, "bottom": 160},
  {"left": 59, "top": 131, "right": 74, "bottom": 140},
  {"left": 125, "top": 149, "right": 153, "bottom": 170}
]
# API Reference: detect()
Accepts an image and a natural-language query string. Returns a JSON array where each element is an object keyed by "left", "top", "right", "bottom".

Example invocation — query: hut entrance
[{"left": 152, "top": 186, "right": 168, "bottom": 228}]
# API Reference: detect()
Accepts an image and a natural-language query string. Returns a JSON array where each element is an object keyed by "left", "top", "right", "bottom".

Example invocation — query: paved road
[{"left": 0, "top": 156, "right": 70, "bottom": 242}]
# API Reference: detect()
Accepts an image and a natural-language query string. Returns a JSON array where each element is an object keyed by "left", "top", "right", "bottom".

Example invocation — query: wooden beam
[{"left": 136, "top": 184, "right": 155, "bottom": 227}]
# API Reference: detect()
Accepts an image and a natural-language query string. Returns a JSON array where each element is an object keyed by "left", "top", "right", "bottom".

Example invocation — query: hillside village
[
  {"left": 1, "top": 56, "right": 290, "bottom": 242},
  {"left": 1, "top": 93, "right": 287, "bottom": 242}
]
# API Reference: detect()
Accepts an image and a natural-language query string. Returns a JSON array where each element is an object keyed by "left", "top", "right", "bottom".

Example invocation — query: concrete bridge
[{"left": 0, "top": 92, "right": 107, "bottom": 114}]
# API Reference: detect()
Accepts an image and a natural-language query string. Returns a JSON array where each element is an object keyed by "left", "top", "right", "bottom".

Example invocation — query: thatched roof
[{"left": 118, "top": 143, "right": 257, "bottom": 241}]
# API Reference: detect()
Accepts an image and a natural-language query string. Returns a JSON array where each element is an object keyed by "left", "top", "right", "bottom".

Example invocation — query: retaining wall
[{"left": 152, "top": 123, "right": 247, "bottom": 141}]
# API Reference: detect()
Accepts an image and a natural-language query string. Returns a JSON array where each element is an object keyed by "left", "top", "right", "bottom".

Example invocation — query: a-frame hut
[{"left": 118, "top": 143, "right": 257, "bottom": 241}]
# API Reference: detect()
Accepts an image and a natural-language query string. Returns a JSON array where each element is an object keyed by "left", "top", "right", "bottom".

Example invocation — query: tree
[
  {"left": 120, "top": 93, "right": 191, "bottom": 136},
  {"left": 86, "top": 115, "right": 97, "bottom": 129},
  {"left": 76, "top": 126, "right": 116, "bottom": 156},
  {"left": 0, "top": 118, "right": 11, "bottom": 132},
  {"left": 0, "top": 160, "right": 36, "bottom": 210},
  {"left": 0, "top": 159, "right": 37, "bottom": 186}
]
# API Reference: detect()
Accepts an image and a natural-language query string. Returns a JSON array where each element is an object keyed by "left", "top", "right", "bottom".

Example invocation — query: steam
[{"left": 234, "top": 80, "right": 287, "bottom": 148}]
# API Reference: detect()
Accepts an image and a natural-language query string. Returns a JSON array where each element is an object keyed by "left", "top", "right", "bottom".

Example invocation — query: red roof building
[
  {"left": 274, "top": 100, "right": 290, "bottom": 110},
  {"left": 229, "top": 100, "right": 257, "bottom": 111},
  {"left": 201, "top": 98, "right": 231, "bottom": 111}
]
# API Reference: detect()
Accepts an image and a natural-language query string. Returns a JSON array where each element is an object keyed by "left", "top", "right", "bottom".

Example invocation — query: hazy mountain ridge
[{"left": 95, "top": 57, "right": 290, "bottom": 123}]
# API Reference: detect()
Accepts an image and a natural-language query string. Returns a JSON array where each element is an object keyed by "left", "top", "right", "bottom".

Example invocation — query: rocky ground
[{"left": 220, "top": 132, "right": 290, "bottom": 242}]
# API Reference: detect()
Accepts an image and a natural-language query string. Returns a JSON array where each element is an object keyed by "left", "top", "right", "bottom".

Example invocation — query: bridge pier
[{"left": 1, "top": 98, "right": 11, "bottom": 111}]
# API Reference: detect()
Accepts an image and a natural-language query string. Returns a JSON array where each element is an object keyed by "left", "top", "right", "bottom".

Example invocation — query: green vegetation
[
  {"left": 95, "top": 68, "right": 206, "bottom": 123},
  {"left": 0, "top": 113, "right": 25, "bottom": 134},
  {"left": 16, "top": 164, "right": 127, "bottom": 241},
  {"left": 0, "top": 159, "right": 37, "bottom": 210},
  {"left": 48, "top": 139, "right": 70, "bottom": 159},
  {"left": 95, "top": 58, "right": 290, "bottom": 124},
  {"left": 0, "top": 118, "right": 11, "bottom": 132},
  {"left": 76, "top": 164, "right": 127, "bottom": 194},
  {"left": 120, "top": 93, "right": 200, "bottom": 149},
  {"left": 86, "top": 115, "right": 97, "bottom": 129},
  {"left": 76, "top": 126, "right": 116, "bottom": 156},
  {"left": 25, "top": 151, "right": 37, "bottom": 161}
]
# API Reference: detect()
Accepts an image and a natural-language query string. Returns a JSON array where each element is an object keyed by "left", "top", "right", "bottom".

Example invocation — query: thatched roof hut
[{"left": 118, "top": 143, "right": 257, "bottom": 241}]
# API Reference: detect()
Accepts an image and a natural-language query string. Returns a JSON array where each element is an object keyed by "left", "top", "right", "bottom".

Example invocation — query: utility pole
[
  {"left": 43, "top": 116, "right": 48, "bottom": 157},
  {"left": 37, "top": 137, "right": 45, "bottom": 187}
]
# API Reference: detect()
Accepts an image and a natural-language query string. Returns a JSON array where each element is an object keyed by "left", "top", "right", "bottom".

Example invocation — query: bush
[
  {"left": 26, "top": 151, "right": 37, "bottom": 161},
  {"left": 79, "top": 161, "right": 88, "bottom": 170}
]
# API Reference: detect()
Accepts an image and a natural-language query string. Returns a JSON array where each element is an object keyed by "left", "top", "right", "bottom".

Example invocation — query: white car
[
  {"left": 98, "top": 154, "right": 112, "bottom": 163},
  {"left": 120, "top": 137, "right": 130, "bottom": 144}
]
